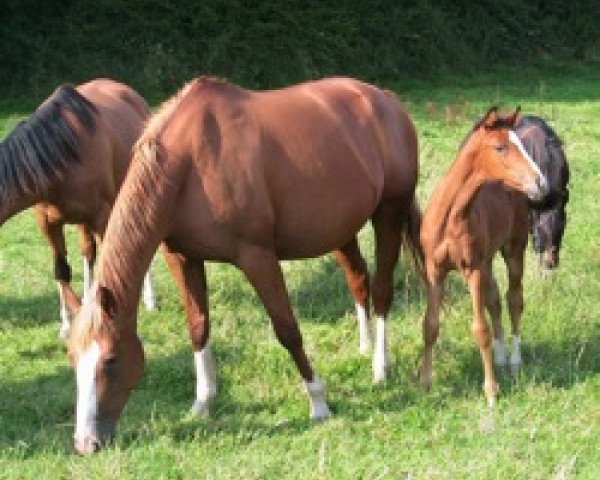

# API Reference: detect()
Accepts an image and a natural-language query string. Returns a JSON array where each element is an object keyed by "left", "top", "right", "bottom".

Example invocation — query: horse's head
[
  {"left": 68, "top": 283, "right": 144, "bottom": 455},
  {"left": 531, "top": 189, "right": 569, "bottom": 270},
  {"left": 467, "top": 107, "right": 549, "bottom": 202},
  {"left": 514, "top": 116, "right": 570, "bottom": 271}
]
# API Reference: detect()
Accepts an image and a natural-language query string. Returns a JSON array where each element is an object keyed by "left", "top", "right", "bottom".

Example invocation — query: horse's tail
[{"left": 402, "top": 195, "right": 425, "bottom": 277}]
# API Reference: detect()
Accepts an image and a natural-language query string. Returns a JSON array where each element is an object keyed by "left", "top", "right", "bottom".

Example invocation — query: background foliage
[{"left": 1, "top": 0, "right": 600, "bottom": 103}]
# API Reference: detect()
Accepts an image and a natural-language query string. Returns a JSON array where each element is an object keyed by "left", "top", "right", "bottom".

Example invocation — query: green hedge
[{"left": 1, "top": 0, "right": 599, "bottom": 103}]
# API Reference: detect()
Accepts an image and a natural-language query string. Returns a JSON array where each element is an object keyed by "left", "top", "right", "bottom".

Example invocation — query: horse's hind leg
[
  {"left": 502, "top": 246, "right": 525, "bottom": 375},
  {"left": 333, "top": 238, "right": 372, "bottom": 354},
  {"left": 237, "top": 244, "right": 331, "bottom": 420},
  {"left": 78, "top": 224, "right": 97, "bottom": 303},
  {"left": 468, "top": 268, "right": 498, "bottom": 407},
  {"left": 163, "top": 245, "right": 216, "bottom": 416},
  {"left": 485, "top": 262, "right": 508, "bottom": 367},
  {"left": 370, "top": 202, "right": 404, "bottom": 383},
  {"left": 420, "top": 263, "right": 444, "bottom": 390},
  {"left": 36, "top": 209, "right": 80, "bottom": 339}
]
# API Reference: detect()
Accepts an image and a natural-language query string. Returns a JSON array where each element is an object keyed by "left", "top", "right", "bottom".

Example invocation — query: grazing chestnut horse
[
  {"left": 0, "top": 79, "right": 156, "bottom": 338},
  {"left": 419, "top": 107, "right": 549, "bottom": 407},
  {"left": 515, "top": 115, "right": 570, "bottom": 271},
  {"left": 68, "top": 76, "right": 421, "bottom": 453}
]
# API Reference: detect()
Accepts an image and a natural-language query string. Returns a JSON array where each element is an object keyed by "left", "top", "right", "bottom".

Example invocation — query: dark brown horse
[
  {"left": 68, "top": 76, "right": 421, "bottom": 453},
  {"left": 515, "top": 115, "right": 570, "bottom": 272},
  {"left": 0, "top": 79, "right": 156, "bottom": 338},
  {"left": 419, "top": 107, "right": 549, "bottom": 407}
]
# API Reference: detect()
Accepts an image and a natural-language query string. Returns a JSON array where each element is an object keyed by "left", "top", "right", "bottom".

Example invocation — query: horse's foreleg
[
  {"left": 37, "top": 210, "right": 80, "bottom": 339},
  {"left": 420, "top": 266, "right": 444, "bottom": 390},
  {"left": 78, "top": 224, "right": 97, "bottom": 303},
  {"left": 333, "top": 238, "right": 371, "bottom": 354},
  {"left": 485, "top": 263, "right": 507, "bottom": 367},
  {"left": 163, "top": 246, "right": 215, "bottom": 416},
  {"left": 504, "top": 248, "right": 525, "bottom": 375},
  {"left": 468, "top": 269, "right": 498, "bottom": 407},
  {"left": 237, "top": 245, "right": 331, "bottom": 421},
  {"left": 142, "top": 268, "right": 158, "bottom": 311},
  {"left": 370, "top": 203, "right": 403, "bottom": 383}
]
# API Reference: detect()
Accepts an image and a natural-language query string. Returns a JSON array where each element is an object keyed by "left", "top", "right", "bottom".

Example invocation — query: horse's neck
[
  {"left": 0, "top": 190, "right": 41, "bottom": 226},
  {"left": 428, "top": 152, "right": 486, "bottom": 238},
  {"left": 97, "top": 148, "right": 181, "bottom": 315}
]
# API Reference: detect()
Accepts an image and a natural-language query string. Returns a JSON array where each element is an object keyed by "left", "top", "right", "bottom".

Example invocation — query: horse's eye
[
  {"left": 495, "top": 144, "right": 508, "bottom": 154},
  {"left": 104, "top": 356, "right": 118, "bottom": 370}
]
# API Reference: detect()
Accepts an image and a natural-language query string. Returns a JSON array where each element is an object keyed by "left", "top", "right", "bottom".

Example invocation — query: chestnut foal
[{"left": 419, "top": 107, "right": 549, "bottom": 407}]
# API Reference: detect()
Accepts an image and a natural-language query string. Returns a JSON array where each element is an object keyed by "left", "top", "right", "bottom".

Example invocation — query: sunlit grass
[{"left": 0, "top": 64, "right": 599, "bottom": 479}]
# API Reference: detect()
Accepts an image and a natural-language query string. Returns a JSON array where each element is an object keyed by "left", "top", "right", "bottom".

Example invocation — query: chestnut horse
[
  {"left": 419, "top": 107, "right": 549, "bottom": 407},
  {"left": 68, "top": 76, "right": 421, "bottom": 453},
  {"left": 515, "top": 115, "right": 570, "bottom": 271},
  {"left": 0, "top": 79, "right": 156, "bottom": 338}
]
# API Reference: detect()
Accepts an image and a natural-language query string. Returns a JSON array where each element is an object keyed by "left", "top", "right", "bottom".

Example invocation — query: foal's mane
[{"left": 0, "top": 85, "right": 97, "bottom": 204}]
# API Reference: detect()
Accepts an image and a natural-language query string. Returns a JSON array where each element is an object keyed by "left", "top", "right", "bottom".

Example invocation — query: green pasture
[{"left": 0, "top": 63, "right": 599, "bottom": 479}]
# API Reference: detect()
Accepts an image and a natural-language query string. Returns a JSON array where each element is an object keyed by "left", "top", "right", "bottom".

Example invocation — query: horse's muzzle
[
  {"left": 540, "top": 247, "right": 559, "bottom": 270},
  {"left": 73, "top": 420, "right": 116, "bottom": 455}
]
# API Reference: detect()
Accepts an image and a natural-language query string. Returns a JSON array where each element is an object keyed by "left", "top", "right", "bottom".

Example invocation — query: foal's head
[
  {"left": 68, "top": 283, "right": 144, "bottom": 455},
  {"left": 464, "top": 107, "right": 548, "bottom": 202}
]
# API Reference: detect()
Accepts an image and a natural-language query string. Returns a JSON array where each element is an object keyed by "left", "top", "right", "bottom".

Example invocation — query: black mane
[{"left": 0, "top": 84, "right": 98, "bottom": 203}]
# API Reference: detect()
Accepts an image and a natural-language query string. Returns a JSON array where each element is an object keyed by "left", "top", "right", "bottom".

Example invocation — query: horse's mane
[
  {"left": 136, "top": 76, "right": 229, "bottom": 149},
  {"left": 0, "top": 85, "right": 97, "bottom": 204}
]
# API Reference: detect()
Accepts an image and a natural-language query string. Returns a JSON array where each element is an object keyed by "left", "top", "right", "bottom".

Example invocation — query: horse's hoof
[
  {"left": 190, "top": 398, "right": 212, "bottom": 417},
  {"left": 59, "top": 325, "right": 71, "bottom": 340},
  {"left": 311, "top": 404, "right": 332, "bottom": 422},
  {"left": 509, "top": 361, "right": 521, "bottom": 377},
  {"left": 359, "top": 341, "right": 372, "bottom": 355}
]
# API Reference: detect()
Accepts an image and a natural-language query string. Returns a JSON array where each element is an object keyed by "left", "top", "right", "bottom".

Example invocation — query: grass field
[{"left": 0, "top": 63, "right": 599, "bottom": 479}]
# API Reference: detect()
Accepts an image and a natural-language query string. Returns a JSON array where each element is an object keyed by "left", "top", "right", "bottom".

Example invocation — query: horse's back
[{"left": 159, "top": 77, "right": 418, "bottom": 259}]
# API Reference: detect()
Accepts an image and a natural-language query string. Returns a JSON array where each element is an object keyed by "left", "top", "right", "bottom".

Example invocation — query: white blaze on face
[
  {"left": 508, "top": 130, "right": 547, "bottom": 197},
  {"left": 75, "top": 340, "right": 101, "bottom": 441}
]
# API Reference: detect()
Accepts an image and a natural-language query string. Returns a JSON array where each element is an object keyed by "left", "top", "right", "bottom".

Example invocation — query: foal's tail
[{"left": 402, "top": 195, "right": 425, "bottom": 276}]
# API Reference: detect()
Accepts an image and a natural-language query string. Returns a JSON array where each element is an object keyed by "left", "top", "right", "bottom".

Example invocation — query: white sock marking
[
  {"left": 142, "top": 270, "right": 157, "bottom": 311},
  {"left": 305, "top": 374, "right": 331, "bottom": 420},
  {"left": 82, "top": 258, "right": 93, "bottom": 304},
  {"left": 492, "top": 338, "right": 508, "bottom": 366},
  {"left": 373, "top": 315, "right": 389, "bottom": 383},
  {"left": 510, "top": 335, "right": 522, "bottom": 367},
  {"left": 57, "top": 282, "right": 72, "bottom": 339},
  {"left": 75, "top": 340, "right": 100, "bottom": 442},
  {"left": 191, "top": 343, "right": 217, "bottom": 416},
  {"left": 356, "top": 303, "right": 372, "bottom": 354}
]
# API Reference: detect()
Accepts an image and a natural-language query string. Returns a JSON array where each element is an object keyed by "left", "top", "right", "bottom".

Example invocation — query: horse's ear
[
  {"left": 97, "top": 285, "right": 118, "bottom": 318},
  {"left": 482, "top": 106, "right": 499, "bottom": 128},
  {"left": 508, "top": 106, "right": 522, "bottom": 126}
]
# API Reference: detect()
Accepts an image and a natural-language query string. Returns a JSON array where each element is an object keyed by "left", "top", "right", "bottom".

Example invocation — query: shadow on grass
[
  {"left": 0, "top": 305, "right": 598, "bottom": 455},
  {"left": 0, "top": 292, "right": 60, "bottom": 329}
]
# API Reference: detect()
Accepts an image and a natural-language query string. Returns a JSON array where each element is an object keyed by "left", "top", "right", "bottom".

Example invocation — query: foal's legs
[
  {"left": 468, "top": 268, "right": 498, "bottom": 407},
  {"left": 485, "top": 263, "right": 508, "bottom": 367},
  {"left": 420, "top": 263, "right": 445, "bottom": 389},
  {"left": 333, "top": 238, "right": 372, "bottom": 354},
  {"left": 163, "top": 246, "right": 216, "bottom": 416},
  {"left": 78, "top": 224, "right": 97, "bottom": 303},
  {"left": 370, "top": 202, "right": 404, "bottom": 383},
  {"left": 237, "top": 244, "right": 331, "bottom": 420},
  {"left": 36, "top": 211, "right": 80, "bottom": 339},
  {"left": 503, "top": 247, "right": 526, "bottom": 375}
]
